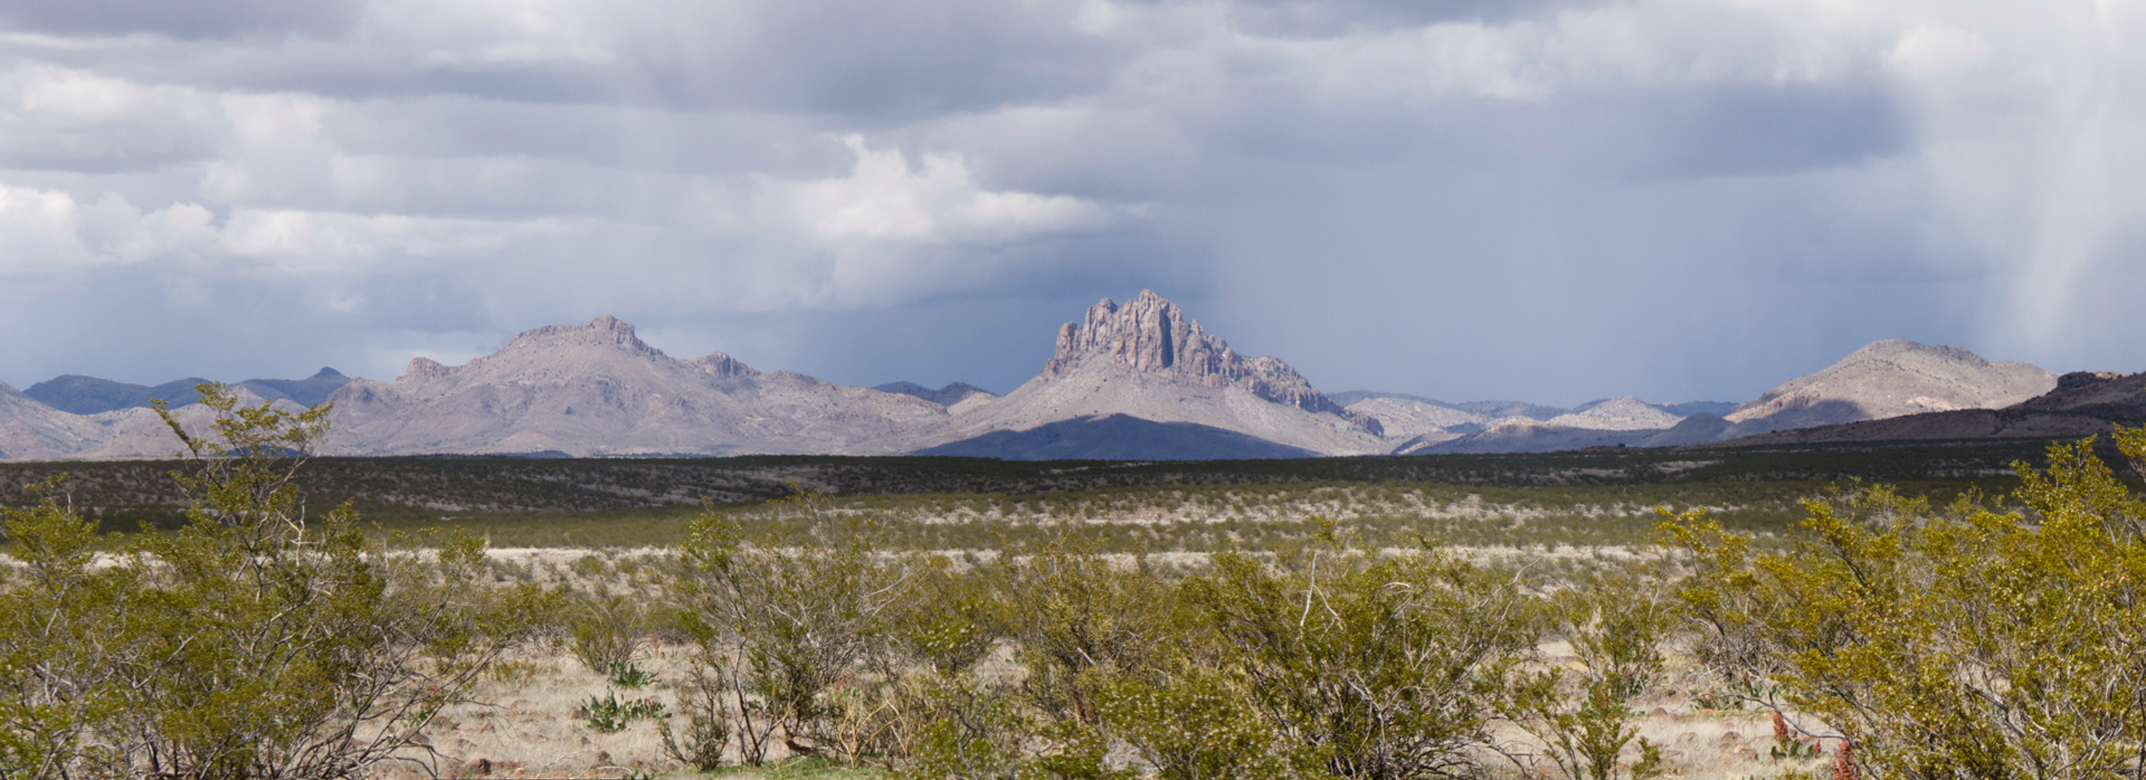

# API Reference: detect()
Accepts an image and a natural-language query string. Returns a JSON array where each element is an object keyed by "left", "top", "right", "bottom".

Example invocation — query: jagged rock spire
[{"left": 1045, "top": 291, "right": 1381, "bottom": 435}]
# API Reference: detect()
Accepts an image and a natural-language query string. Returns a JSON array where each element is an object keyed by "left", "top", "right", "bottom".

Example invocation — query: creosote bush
[
  {"left": 1664, "top": 426, "right": 2146, "bottom": 780},
  {"left": 0, "top": 383, "right": 550, "bottom": 779},
  {"left": 1177, "top": 522, "right": 1541, "bottom": 779}
]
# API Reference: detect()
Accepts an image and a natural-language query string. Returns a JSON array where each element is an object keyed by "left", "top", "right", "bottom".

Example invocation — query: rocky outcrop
[
  {"left": 690, "top": 353, "right": 760, "bottom": 379},
  {"left": 2054, "top": 371, "right": 2126, "bottom": 393},
  {"left": 2010, "top": 372, "right": 2146, "bottom": 418},
  {"left": 1043, "top": 292, "right": 1379, "bottom": 435},
  {"left": 403, "top": 358, "right": 455, "bottom": 382}
]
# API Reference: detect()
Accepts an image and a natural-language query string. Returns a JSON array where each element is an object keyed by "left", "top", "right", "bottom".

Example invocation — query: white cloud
[
  {"left": 0, "top": 184, "right": 97, "bottom": 270},
  {"left": 760, "top": 136, "right": 1117, "bottom": 245},
  {"left": 0, "top": 179, "right": 585, "bottom": 277},
  {"left": 359, "top": 0, "right": 618, "bottom": 67},
  {"left": 218, "top": 209, "right": 580, "bottom": 271},
  {"left": 0, "top": 63, "right": 222, "bottom": 169},
  {"left": 77, "top": 195, "right": 218, "bottom": 262},
  {"left": 0, "top": 187, "right": 220, "bottom": 271},
  {"left": 735, "top": 136, "right": 1127, "bottom": 307},
  {"left": 1888, "top": 25, "right": 1991, "bottom": 76}
]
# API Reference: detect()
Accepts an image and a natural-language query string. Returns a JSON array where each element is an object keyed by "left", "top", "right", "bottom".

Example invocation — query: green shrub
[
  {"left": 1095, "top": 665, "right": 1292, "bottom": 780},
  {"left": 1509, "top": 580, "right": 1675, "bottom": 780},
  {"left": 567, "top": 590, "right": 650, "bottom": 677},
  {"left": 658, "top": 664, "right": 736, "bottom": 771},
  {"left": 1664, "top": 428, "right": 2146, "bottom": 779},
  {"left": 672, "top": 495, "right": 911, "bottom": 765},
  {"left": 1179, "top": 520, "right": 1542, "bottom": 779},
  {"left": 0, "top": 384, "right": 549, "bottom": 778}
]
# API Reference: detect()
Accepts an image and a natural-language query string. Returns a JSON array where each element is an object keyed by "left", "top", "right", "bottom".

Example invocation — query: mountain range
[{"left": 0, "top": 291, "right": 2134, "bottom": 461}]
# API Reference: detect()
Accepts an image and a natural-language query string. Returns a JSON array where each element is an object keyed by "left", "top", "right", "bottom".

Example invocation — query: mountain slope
[
  {"left": 914, "top": 414, "right": 1319, "bottom": 460},
  {"left": 0, "top": 381, "right": 132, "bottom": 460},
  {"left": 1723, "top": 340, "right": 2055, "bottom": 434},
  {"left": 25, "top": 375, "right": 213, "bottom": 414},
  {"left": 322, "top": 315, "right": 948, "bottom": 457},
  {"left": 1332, "top": 393, "right": 1487, "bottom": 443}
]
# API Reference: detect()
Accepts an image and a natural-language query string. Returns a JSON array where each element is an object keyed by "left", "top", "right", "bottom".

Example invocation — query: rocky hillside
[
  {"left": 1722, "top": 370, "right": 2145, "bottom": 446},
  {"left": 1722, "top": 340, "right": 2054, "bottom": 434},
  {"left": 321, "top": 315, "right": 947, "bottom": 457},
  {"left": 0, "top": 381, "right": 126, "bottom": 460}
]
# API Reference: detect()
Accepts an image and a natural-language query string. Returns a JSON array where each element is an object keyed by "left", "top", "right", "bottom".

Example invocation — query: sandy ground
[
  {"left": 411, "top": 547, "right": 1822, "bottom": 779},
  {"left": 379, "top": 632, "right": 1831, "bottom": 780}
]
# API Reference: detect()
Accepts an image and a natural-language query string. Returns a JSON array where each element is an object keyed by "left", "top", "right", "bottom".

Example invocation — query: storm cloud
[{"left": 1, "top": 0, "right": 2140, "bottom": 405}]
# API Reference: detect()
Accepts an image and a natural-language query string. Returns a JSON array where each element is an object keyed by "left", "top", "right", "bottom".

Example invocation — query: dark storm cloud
[
  {"left": 0, "top": 0, "right": 2139, "bottom": 407},
  {"left": 8, "top": 1, "right": 1135, "bottom": 118},
  {"left": 1621, "top": 85, "right": 1912, "bottom": 180},
  {"left": 1223, "top": 0, "right": 1581, "bottom": 36},
  {"left": 0, "top": 0, "right": 364, "bottom": 40}
]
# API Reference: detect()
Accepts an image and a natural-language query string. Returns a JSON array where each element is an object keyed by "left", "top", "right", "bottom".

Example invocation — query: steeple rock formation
[
  {"left": 907, "top": 292, "right": 1389, "bottom": 458},
  {"left": 1043, "top": 292, "right": 1380, "bottom": 435}
]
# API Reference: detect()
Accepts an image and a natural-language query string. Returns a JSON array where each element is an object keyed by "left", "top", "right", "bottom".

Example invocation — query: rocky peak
[
  {"left": 502, "top": 314, "right": 659, "bottom": 356},
  {"left": 398, "top": 315, "right": 667, "bottom": 384},
  {"left": 1043, "top": 291, "right": 1380, "bottom": 435},
  {"left": 1047, "top": 291, "right": 1242, "bottom": 378},
  {"left": 1849, "top": 339, "right": 1983, "bottom": 364},
  {"left": 690, "top": 352, "right": 761, "bottom": 379},
  {"left": 402, "top": 357, "right": 455, "bottom": 382}
]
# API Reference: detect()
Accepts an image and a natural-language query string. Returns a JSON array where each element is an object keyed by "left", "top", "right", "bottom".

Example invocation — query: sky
[{"left": 0, "top": 0, "right": 2142, "bottom": 407}]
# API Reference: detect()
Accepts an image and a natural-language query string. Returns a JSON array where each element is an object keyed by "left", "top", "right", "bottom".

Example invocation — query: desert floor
[{"left": 379, "top": 548, "right": 1831, "bottom": 780}]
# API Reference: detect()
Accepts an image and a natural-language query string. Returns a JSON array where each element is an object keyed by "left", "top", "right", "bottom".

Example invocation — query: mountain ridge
[{"left": 0, "top": 304, "right": 2095, "bottom": 461}]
